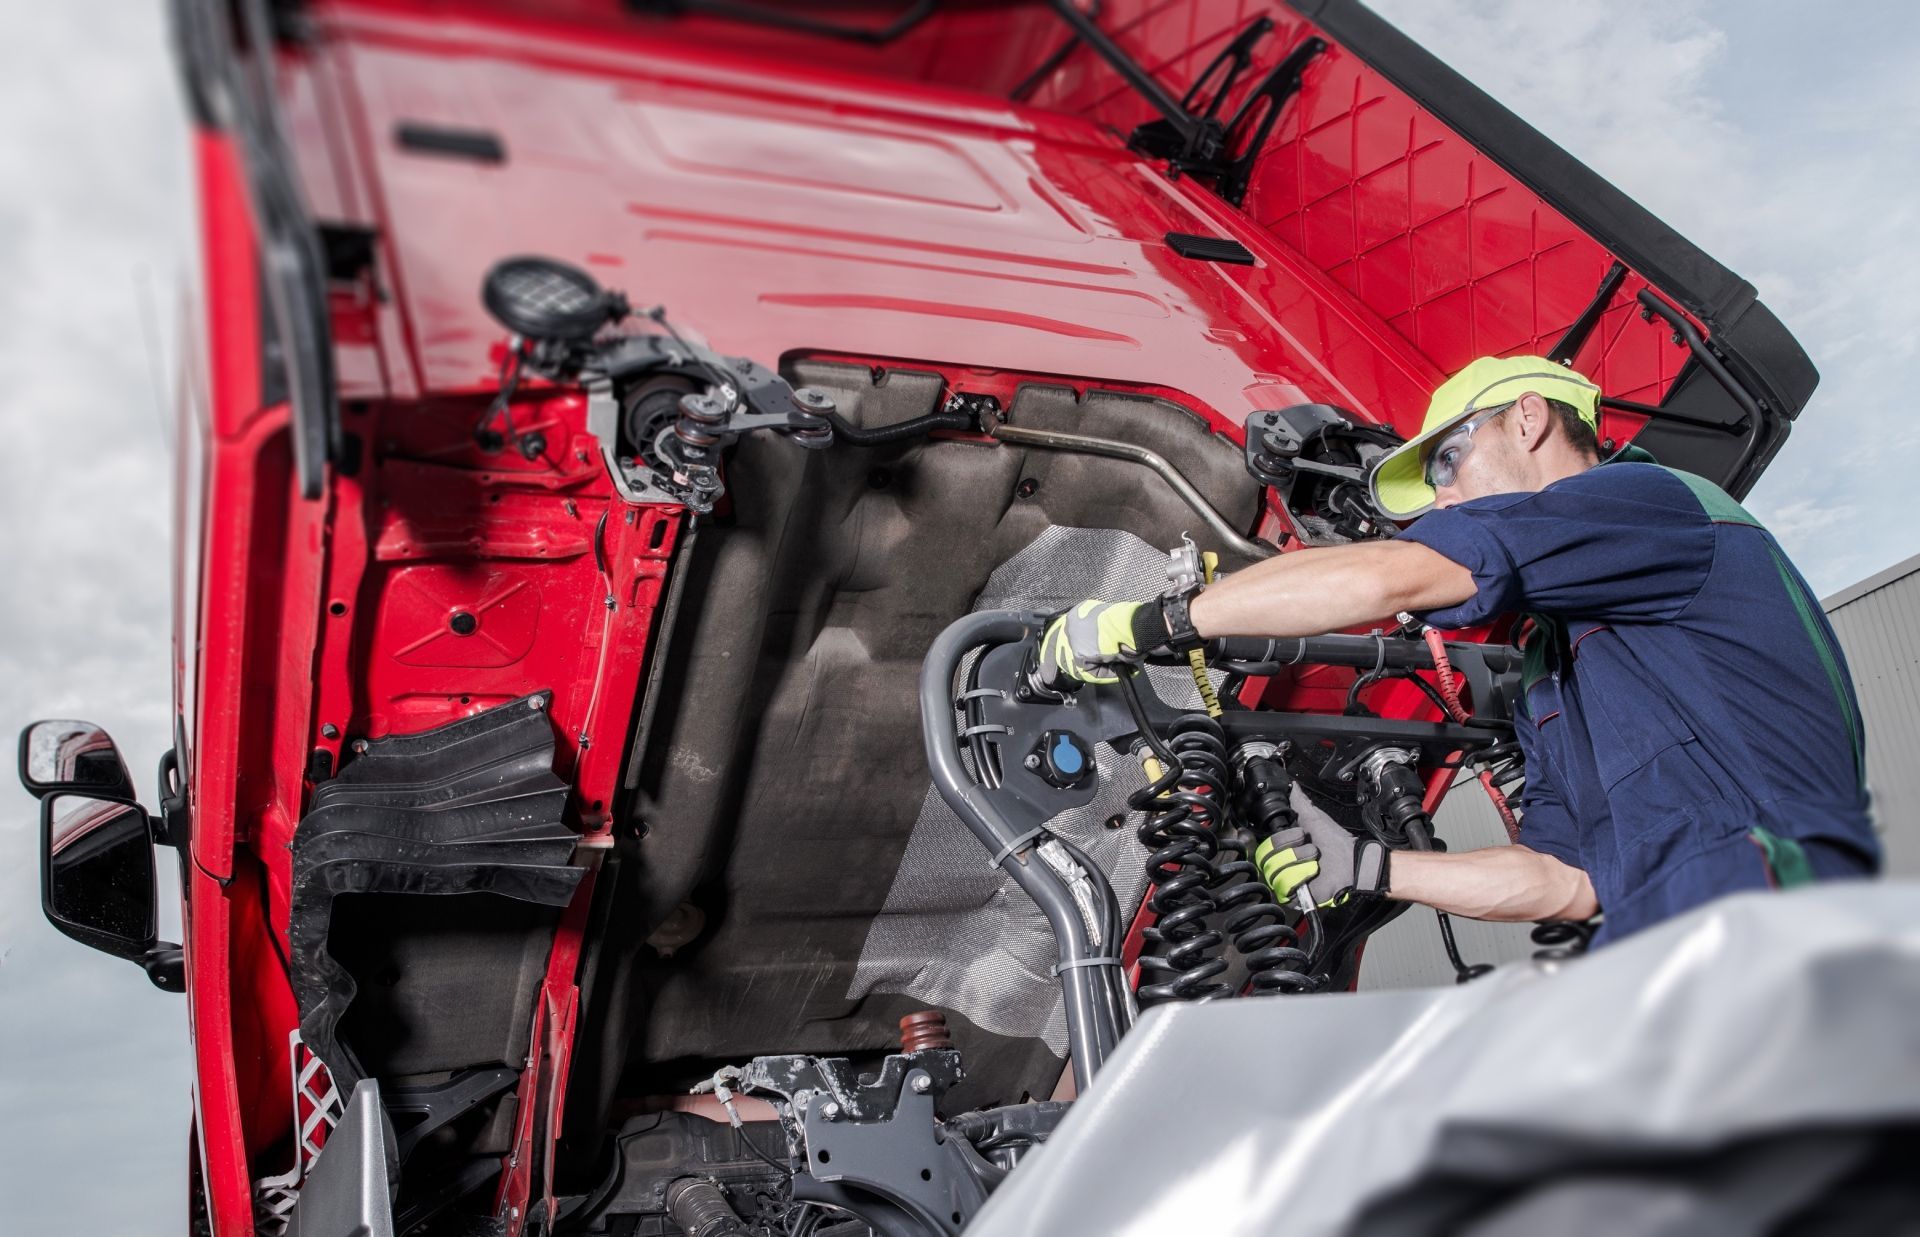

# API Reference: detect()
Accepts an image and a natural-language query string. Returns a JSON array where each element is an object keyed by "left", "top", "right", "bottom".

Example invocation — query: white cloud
[{"left": 1370, "top": 0, "right": 1920, "bottom": 593}]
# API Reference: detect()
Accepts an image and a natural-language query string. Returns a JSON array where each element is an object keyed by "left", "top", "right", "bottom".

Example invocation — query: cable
[
  {"left": 821, "top": 406, "right": 975, "bottom": 445},
  {"left": 1421, "top": 625, "right": 1524, "bottom": 839}
]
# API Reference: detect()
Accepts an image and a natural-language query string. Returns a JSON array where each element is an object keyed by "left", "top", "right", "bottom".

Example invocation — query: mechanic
[{"left": 1043, "top": 354, "right": 1878, "bottom": 944}]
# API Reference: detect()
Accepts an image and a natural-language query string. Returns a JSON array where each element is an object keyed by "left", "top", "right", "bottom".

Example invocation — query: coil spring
[
  {"left": 1530, "top": 919, "right": 1596, "bottom": 962},
  {"left": 1210, "top": 838, "right": 1315, "bottom": 993},
  {"left": 1131, "top": 716, "right": 1234, "bottom": 1003}
]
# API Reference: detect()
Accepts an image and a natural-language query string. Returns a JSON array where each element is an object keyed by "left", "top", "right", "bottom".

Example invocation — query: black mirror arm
[{"left": 142, "top": 943, "right": 185, "bottom": 993}]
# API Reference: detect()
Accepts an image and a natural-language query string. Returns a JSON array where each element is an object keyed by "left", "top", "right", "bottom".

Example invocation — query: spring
[
  {"left": 1131, "top": 715, "right": 1234, "bottom": 1004},
  {"left": 1530, "top": 919, "right": 1596, "bottom": 963},
  {"left": 1210, "top": 843, "right": 1315, "bottom": 993}
]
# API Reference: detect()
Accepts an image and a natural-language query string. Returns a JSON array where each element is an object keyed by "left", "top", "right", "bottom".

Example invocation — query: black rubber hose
[
  {"left": 666, "top": 1177, "right": 748, "bottom": 1237},
  {"left": 823, "top": 407, "right": 974, "bottom": 446}
]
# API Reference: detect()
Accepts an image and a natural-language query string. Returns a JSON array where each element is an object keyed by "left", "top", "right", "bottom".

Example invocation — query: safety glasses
[{"left": 1423, "top": 403, "right": 1513, "bottom": 489}]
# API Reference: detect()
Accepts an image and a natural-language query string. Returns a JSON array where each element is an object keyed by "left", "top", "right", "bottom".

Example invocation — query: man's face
[{"left": 1431, "top": 401, "right": 1533, "bottom": 509}]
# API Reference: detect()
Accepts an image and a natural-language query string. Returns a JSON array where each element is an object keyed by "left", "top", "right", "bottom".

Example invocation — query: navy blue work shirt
[{"left": 1399, "top": 458, "right": 1878, "bottom": 943}]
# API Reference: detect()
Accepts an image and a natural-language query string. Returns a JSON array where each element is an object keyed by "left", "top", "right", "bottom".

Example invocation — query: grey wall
[
  {"left": 1365, "top": 553, "right": 1920, "bottom": 990},
  {"left": 1825, "top": 553, "right": 1920, "bottom": 878}
]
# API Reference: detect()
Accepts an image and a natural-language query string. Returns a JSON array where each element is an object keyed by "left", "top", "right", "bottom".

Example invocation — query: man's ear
[{"left": 1512, "top": 392, "right": 1554, "bottom": 454}]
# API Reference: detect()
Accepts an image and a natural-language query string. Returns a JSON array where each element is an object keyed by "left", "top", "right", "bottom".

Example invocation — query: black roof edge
[{"left": 1283, "top": 0, "right": 1819, "bottom": 439}]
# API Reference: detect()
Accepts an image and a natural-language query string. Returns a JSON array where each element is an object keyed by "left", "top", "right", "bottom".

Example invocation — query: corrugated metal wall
[
  {"left": 1824, "top": 553, "right": 1920, "bottom": 877},
  {"left": 1362, "top": 551, "right": 1920, "bottom": 989}
]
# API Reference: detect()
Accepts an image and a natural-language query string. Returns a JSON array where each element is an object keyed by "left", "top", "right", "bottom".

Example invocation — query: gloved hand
[
  {"left": 1254, "top": 785, "right": 1390, "bottom": 908},
  {"left": 1037, "top": 600, "right": 1165, "bottom": 686}
]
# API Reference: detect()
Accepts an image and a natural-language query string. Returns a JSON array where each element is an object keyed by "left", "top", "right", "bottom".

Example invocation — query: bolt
[
  {"left": 320, "top": 724, "right": 339, "bottom": 740},
  {"left": 605, "top": 595, "right": 617, "bottom": 610},
  {"left": 818, "top": 1101, "right": 841, "bottom": 1121},
  {"left": 1024, "top": 754, "right": 1042, "bottom": 770},
  {"left": 563, "top": 500, "right": 577, "bottom": 517},
  {"left": 449, "top": 611, "right": 478, "bottom": 636},
  {"left": 1015, "top": 477, "right": 1039, "bottom": 499},
  {"left": 910, "top": 1075, "right": 932, "bottom": 1095},
  {"left": 351, "top": 739, "right": 369, "bottom": 755},
  {"left": 529, "top": 696, "right": 547, "bottom": 711}
]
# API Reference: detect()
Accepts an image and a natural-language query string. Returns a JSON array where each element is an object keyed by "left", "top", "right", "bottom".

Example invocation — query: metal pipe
[
  {"left": 1202, "top": 634, "right": 1515, "bottom": 674},
  {"left": 990, "top": 423, "right": 1277, "bottom": 560},
  {"left": 1635, "top": 289, "right": 1771, "bottom": 493},
  {"left": 921, "top": 611, "right": 1124, "bottom": 1089}
]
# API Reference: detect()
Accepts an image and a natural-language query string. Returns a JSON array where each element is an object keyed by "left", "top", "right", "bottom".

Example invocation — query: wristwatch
[{"left": 1158, "top": 589, "right": 1206, "bottom": 653}]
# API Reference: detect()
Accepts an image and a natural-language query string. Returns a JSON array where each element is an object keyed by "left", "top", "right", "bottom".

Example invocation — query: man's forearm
[
  {"left": 1386, "top": 846, "right": 1599, "bottom": 922},
  {"left": 1188, "top": 541, "right": 1476, "bottom": 639}
]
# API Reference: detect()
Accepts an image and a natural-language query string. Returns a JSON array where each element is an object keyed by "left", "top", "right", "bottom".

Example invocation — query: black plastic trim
[
  {"left": 1166, "top": 232, "right": 1256, "bottom": 265},
  {"left": 288, "top": 694, "right": 584, "bottom": 1091},
  {"left": 395, "top": 122, "right": 507, "bottom": 164}
]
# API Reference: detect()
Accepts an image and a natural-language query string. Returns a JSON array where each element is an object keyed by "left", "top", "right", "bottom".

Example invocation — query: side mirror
[
  {"left": 18, "top": 719, "right": 137, "bottom": 801},
  {"left": 41, "top": 792, "right": 182, "bottom": 992}
]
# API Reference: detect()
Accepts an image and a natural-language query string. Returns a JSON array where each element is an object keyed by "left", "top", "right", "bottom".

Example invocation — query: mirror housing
[
  {"left": 40, "top": 792, "right": 182, "bottom": 992},
  {"left": 18, "top": 719, "right": 137, "bottom": 801}
]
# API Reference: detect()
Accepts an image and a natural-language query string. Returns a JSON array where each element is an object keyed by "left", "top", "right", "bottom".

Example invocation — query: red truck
[{"left": 22, "top": 2, "right": 1814, "bottom": 1233}]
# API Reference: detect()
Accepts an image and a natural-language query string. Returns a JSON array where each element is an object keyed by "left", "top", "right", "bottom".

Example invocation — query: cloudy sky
[{"left": 2, "top": 2, "right": 1914, "bottom": 1231}]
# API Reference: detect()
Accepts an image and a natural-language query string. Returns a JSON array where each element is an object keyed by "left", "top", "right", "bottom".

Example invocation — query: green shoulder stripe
[
  {"left": 1662, "top": 466, "right": 1762, "bottom": 527},
  {"left": 1765, "top": 543, "right": 1868, "bottom": 787}
]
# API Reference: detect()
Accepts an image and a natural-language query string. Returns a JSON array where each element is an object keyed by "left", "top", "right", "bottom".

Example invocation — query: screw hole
[
  {"left": 328, "top": 601, "right": 348, "bottom": 616},
  {"left": 920, "top": 1169, "right": 932, "bottom": 1181},
  {"left": 648, "top": 519, "right": 669, "bottom": 550},
  {"left": 952, "top": 1213, "right": 962, "bottom": 1225},
  {"left": 818, "top": 1150, "right": 831, "bottom": 1164},
  {"left": 459, "top": 695, "right": 471, "bottom": 704}
]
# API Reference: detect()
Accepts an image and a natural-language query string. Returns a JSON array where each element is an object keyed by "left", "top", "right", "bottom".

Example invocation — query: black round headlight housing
[{"left": 481, "top": 255, "right": 621, "bottom": 343}]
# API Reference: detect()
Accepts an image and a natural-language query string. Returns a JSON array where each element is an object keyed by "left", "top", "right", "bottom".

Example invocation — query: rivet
[
  {"left": 449, "top": 611, "right": 478, "bottom": 635},
  {"left": 320, "top": 724, "right": 340, "bottom": 740}
]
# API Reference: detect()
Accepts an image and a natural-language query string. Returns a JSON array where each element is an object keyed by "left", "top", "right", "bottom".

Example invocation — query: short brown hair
[{"left": 1544, "top": 396, "right": 1601, "bottom": 459}]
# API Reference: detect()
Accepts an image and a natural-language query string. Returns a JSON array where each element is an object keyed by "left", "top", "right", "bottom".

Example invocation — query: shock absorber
[
  {"left": 1130, "top": 714, "right": 1234, "bottom": 1004},
  {"left": 1218, "top": 742, "right": 1315, "bottom": 994}
]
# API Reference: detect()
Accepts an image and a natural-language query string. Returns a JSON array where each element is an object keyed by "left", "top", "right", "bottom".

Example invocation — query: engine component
[
  {"left": 563, "top": 1111, "right": 789, "bottom": 1233},
  {"left": 665, "top": 1177, "right": 749, "bottom": 1237},
  {"left": 1244, "top": 403, "right": 1402, "bottom": 544},
  {"left": 898, "top": 1010, "right": 953, "bottom": 1054},
  {"left": 703, "top": 1049, "right": 991, "bottom": 1237}
]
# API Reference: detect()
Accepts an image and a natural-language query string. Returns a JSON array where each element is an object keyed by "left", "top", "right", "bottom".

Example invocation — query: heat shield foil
[{"left": 848, "top": 526, "right": 1212, "bottom": 1054}]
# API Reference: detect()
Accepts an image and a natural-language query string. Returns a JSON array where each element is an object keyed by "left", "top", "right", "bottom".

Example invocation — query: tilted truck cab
[{"left": 24, "top": 1, "right": 1814, "bottom": 1233}]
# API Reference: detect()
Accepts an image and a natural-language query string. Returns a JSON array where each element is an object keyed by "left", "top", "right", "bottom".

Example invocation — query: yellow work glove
[
  {"left": 1037, "top": 600, "right": 1162, "bottom": 687},
  {"left": 1253, "top": 785, "right": 1389, "bottom": 908}
]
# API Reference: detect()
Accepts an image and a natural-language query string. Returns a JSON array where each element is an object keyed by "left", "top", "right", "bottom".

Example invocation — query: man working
[{"left": 1044, "top": 355, "right": 1877, "bottom": 944}]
